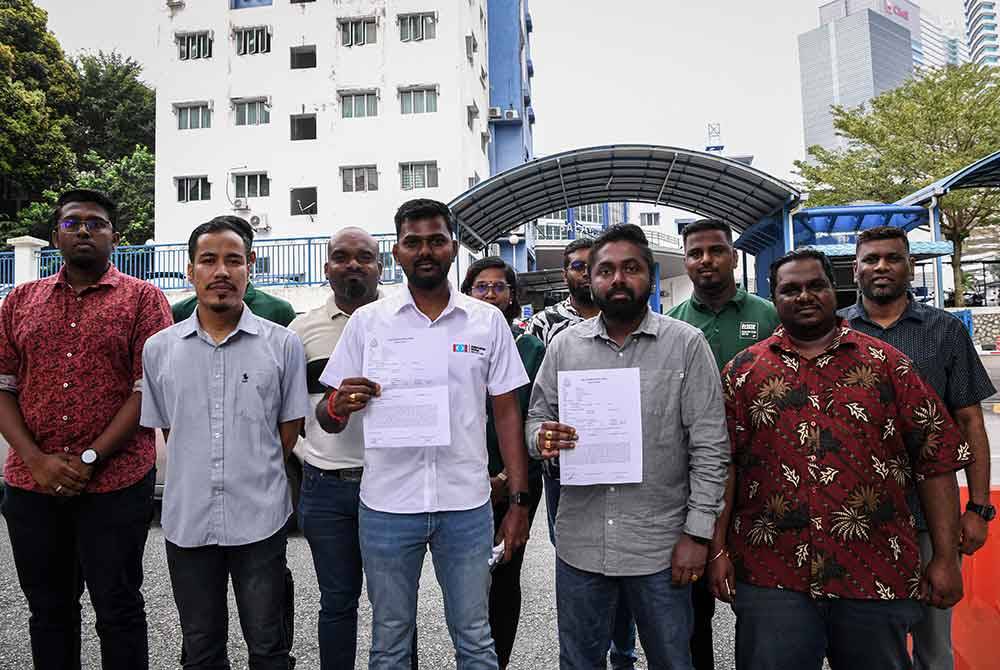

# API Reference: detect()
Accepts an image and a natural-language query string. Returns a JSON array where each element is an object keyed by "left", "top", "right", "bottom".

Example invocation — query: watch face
[{"left": 81, "top": 449, "right": 98, "bottom": 465}]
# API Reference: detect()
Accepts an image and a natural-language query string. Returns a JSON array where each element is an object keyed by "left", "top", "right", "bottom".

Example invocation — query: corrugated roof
[
  {"left": 803, "top": 241, "right": 954, "bottom": 258},
  {"left": 897, "top": 149, "right": 1000, "bottom": 206},
  {"left": 448, "top": 145, "right": 800, "bottom": 251}
]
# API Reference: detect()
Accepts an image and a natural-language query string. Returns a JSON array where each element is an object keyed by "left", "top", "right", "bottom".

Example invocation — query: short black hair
[
  {"left": 588, "top": 224, "right": 656, "bottom": 277},
  {"left": 856, "top": 226, "right": 910, "bottom": 254},
  {"left": 563, "top": 238, "right": 594, "bottom": 268},
  {"left": 188, "top": 215, "right": 254, "bottom": 262},
  {"left": 460, "top": 256, "right": 521, "bottom": 321},
  {"left": 769, "top": 248, "right": 836, "bottom": 293},
  {"left": 51, "top": 189, "right": 118, "bottom": 233},
  {"left": 394, "top": 198, "right": 454, "bottom": 237},
  {"left": 681, "top": 218, "right": 733, "bottom": 244}
]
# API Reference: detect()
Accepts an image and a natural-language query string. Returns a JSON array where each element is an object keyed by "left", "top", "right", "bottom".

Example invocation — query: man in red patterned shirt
[
  {"left": 710, "top": 249, "right": 967, "bottom": 670},
  {"left": 0, "top": 190, "right": 173, "bottom": 670}
]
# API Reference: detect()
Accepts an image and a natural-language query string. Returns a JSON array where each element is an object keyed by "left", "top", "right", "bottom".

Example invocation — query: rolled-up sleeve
[
  {"left": 279, "top": 332, "right": 310, "bottom": 422},
  {"left": 525, "top": 335, "right": 561, "bottom": 460},
  {"left": 680, "top": 334, "right": 731, "bottom": 540}
]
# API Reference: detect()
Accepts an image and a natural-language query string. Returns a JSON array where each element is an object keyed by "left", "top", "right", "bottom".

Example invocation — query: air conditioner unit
[
  {"left": 249, "top": 213, "right": 271, "bottom": 232},
  {"left": 488, "top": 106, "right": 502, "bottom": 119},
  {"left": 166, "top": 0, "right": 184, "bottom": 7},
  {"left": 232, "top": 197, "right": 249, "bottom": 211},
  {"left": 503, "top": 109, "right": 520, "bottom": 121}
]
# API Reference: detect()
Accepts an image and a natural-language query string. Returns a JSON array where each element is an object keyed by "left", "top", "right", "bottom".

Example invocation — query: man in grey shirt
[
  {"left": 526, "top": 225, "right": 729, "bottom": 670},
  {"left": 141, "top": 217, "right": 309, "bottom": 669}
]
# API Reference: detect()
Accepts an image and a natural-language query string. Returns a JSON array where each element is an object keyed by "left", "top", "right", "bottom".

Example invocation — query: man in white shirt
[{"left": 317, "top": 199, "right": 531, "bottom": 670}]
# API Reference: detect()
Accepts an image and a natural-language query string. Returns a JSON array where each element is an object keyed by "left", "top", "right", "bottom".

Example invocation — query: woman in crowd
[{"left": 460, "top": 256, "right": 545, "bottom": 670}]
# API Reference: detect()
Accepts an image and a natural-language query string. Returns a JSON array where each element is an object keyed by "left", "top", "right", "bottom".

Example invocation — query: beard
[
  {"left": 568, "top": 281, "right": 594, "bottom": 306},
  {"left": 407, "top": 259, "right": 449, "bottom": 290},
  {"left": 860, "top": 280, "right": 907, "bottom": 305},
  {"left": 339, "top": 275, "right": 371, "bottom": 301},
  {"left": 593, "top": 284, "right": 651, "bottom": 322}
]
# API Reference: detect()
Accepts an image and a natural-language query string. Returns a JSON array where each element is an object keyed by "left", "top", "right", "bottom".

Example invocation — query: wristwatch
[
  {"left": 508, "top": 492, "right": 531, "bottom": 507},
  {"left": 687, "top": 534, "right": 711, "bottom": 546},
  {"left": 81, "top": 448, "right": 100, "bottom": 466},
  {"left": 967, "top": 501, "right": 997, "bottom": 522}
]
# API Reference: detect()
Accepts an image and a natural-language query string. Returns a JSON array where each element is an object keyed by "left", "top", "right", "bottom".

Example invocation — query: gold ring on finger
[
  {"left": 691, "top": 573, "right": 700, "bottom": 582},
  {"left": 545, "top": 430, "right": 553, "bottom": 439},
  {"left": 546, "top": 440, "right": 553, "bottom": 450},
  {"left": 351, "top": 393, "right": 360, "bottom": 402},
  {"left": 55, "top": 485, "right": 63, "bottom": 493}
]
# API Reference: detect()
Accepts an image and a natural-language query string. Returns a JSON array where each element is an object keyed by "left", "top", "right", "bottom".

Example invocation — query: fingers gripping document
[
  {"left": 557, "top": 368, "right": 643, "bottom": 486},
  {"left": 362, "top": 329, "right": 450, "bottom": 449}
]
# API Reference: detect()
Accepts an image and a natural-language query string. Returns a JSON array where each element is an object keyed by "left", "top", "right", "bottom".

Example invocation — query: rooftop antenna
[{"left": 706, "top": 123, "right": 724, "bottom": 153}]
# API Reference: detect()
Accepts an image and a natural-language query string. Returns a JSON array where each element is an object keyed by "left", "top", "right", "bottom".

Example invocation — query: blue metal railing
[
  {"left": 36, "top": 235, "right": 402, "bottom": 289},
  {"left": 0, "top": 252, "right": 14, "bottom": 296}
]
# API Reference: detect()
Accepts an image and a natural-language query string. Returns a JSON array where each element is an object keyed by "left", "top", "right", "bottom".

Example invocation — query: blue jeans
[
  {"left": 734, "top": 581, "right": 923, "bottom": 670},
  {"left": 556, "top": 557, "right": 693, "bottom": 670},
  {"left": 360, "top": 501, "right": 497, "bottom": 670},
  {"left": 544, "top": 472, "right": 637, "bottom": 669}
]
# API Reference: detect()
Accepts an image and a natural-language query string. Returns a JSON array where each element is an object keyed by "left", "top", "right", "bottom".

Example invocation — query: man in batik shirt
[{"left": 710, "top": 249, "right": 968, "bottom": 670}]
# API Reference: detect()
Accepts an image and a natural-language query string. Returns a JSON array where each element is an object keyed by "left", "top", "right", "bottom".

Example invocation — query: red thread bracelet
[{"left": 326, "top": 390, "right": 347, "bottom": 424}]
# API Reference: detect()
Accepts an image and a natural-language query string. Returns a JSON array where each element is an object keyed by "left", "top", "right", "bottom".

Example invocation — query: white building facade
[
  {"left": 154, "top": 0, "right": 492, "bottom": 246},
  {"left": 965, "top": 0, "right": 1000, "bottom": 66}
]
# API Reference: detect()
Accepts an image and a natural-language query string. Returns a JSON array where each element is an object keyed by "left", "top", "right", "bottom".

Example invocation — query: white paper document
[
  {"left": 557, "top": 368, "right": 643, "bottom": 486},
  {"left": 362, "top": 329, "right": 450, "bottom": 449}
]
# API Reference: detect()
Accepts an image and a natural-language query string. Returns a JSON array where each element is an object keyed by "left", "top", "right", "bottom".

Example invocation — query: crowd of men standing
[{"left": 0, "top": 188, "right": 994, "bottom": 670}]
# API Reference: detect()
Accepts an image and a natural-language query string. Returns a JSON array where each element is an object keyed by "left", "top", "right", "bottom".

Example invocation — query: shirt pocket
[{"left": 236, "top": 367, "right": 281, "bottom": 452}]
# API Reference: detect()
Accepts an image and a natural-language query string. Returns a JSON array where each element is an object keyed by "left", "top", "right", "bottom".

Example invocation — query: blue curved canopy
[
  {"left": 792, "top": 204, "right": 928, "bottom": 247},
  {"left": 897, "top": 149, "right": 1000, "bottom": 206}
]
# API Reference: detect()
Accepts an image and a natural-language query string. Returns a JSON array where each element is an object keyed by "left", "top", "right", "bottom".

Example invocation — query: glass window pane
[
  {"left": 260, "top": 175, "right": 269, "bottom": 197},
  {"left": 427, "top": 163, "right": 438, "bottom": 188},
  {"left": 192, "top": 108, "right": 202, "bottom": 129},
  {"left": 401, "top": 92, "right": 412, "bottom": 114},
  {"left": 427, "top": 89, "right": 437, "bottom": 112},
  {"left": 414, "top": 90, "right": 425, "bottom": 114},
  {"left": 236, "top": 175, "right": 246, "bottom": 198},
  {"left": 367, "top": 94, "right": 377, "bottom": 117},
  {"left": 411, "top": 16, "right": 421, "bottom": 40},
  {"left": 190, "top": 37, "right": 200, "bottom": 59},
  {"left": 355, "top": 95, "right": 366, "bottom": 117},
  {"left": 366, "top": 21, "right": 376, "bottom": 44},
  {"left": 342, "top": 22, "right": 351, "bottom": 45},
  {"left": 179, "top": 39, "right": 188, "bottom": 60},
  {"left": 248, "top": 176, "right": 258, "bottom": 198},
  {"left": 400, "top": 18, "right": 409, "bottom": 41},
  {"left": 177, "top": 179, "right": 186, "bottom": 202},
  {"left": 206, "top": 36, "right": 212, "bottom": 58},
  {"left": 188, "top": 179, "right": 199, "bottom": 201},
  {"left": 355, "top": 170, "right": 365, "bottom": 192},
  {"left": 413, "top": 165, "right": 426, "bottom": 189},
  {"left": 236, "top": 103, "right": 247, "bottom": 126},
  {"left": 178, "top": 107, "right": 188, "bottom": 129},
  {"left": 353, "top": 22, "right": 363, "bottom": 46},
  {"left": 248, "top": 103, "right": 258, "bottom": 125},
  {"left": 342, "top": 169, "right": 353, "bottom": 192},
  {"left": 261, "top": 104, "right": 269, "bottom": 124},
  {"left": 202, "top": 179, "right": 211, "bottom": 200},
  {"left": 203, "top": 107, "right": 211, "bottom": 128},
  {"left": 401, "top": 166, "right": 413, "bottom": 190},
  {"left": 425, "top": 16, "right": 435, "bottom": 39},
  {"left": 342, "top": 96, "right": 353, "bottom": 118},
  {"left": 368, "top": 168, "right": 378, "bottom": 191}
]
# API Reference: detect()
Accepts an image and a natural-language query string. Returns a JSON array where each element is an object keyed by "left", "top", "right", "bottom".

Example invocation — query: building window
[
  {"left": 290, "top": 187, "right": 317, "bottom": 215},
  {"left": 177, "top": 176, "right": 211, "bottom": 202},
  {"left": 480, "top": 131, "right": 489, "bottom": 154},
  {"left": 290, "top": 45, "right": 316, "bottom": 68},
  {"left": 341, "top": 18, "right": 376, "bottom": 47},
  {"left": 400, "top": 162, "right": 438, "bottom": 190},
  {"left": 234, "top": 173, "right": 270, "bottom": 198},
  {"left": 467, "top": 103, "right": 479, "bottom": 130},
  {"left": 468, "top": 172, "right": 481, "bottom": 189},
  {"left": 231, "top": 0, "right": 272, "bottom": 7},
  {"left": 341, "top": 166, "right": 378, "bottom": 192},
  {"left": 639, "top": 212, "right": 660, "bottom": 227},
  {"left": 465, "top": 34, "right": 478, "bottom": 62},
  {"left": 290, "top": 114, "right": 317, "bottom": 140},
  {"left": 177, "top": 32, "right": 213, "bottom": 60},
  {"left": 400, "top": 13, "right": 436, "bottom": 41},
  {"left": 234, "top": 98, "right": 270, "bottom": 125},
  {"left": 235, "top": 26, "right": 271, "bottom": 55},
  {"left": 176, "top": 103, "right": 212, "bottom": 130},
  {"left": 400, "top": 87, "right": 437, "bottom": 114},
  {"left": 341, "top": 92, "right": 378, "bottom": 118},
  {"left": 575, "top": 204, "right": 601, "bottom": 224}
]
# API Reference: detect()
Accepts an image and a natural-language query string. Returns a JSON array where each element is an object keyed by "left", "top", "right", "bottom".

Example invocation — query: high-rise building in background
[
  {"left": 965, "top": 0, "right": 1000, "bottom": 66},
  {"left": 154, "top": 0, "right": 533, "bottom": 257},
  {"left": 799, "top": 1, "right": 969, "bottom": 153}
]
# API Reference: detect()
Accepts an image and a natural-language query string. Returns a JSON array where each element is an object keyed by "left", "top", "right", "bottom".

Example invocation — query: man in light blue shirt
[{"left": 140, "top": 216, "right": 309, "bottom": 670}]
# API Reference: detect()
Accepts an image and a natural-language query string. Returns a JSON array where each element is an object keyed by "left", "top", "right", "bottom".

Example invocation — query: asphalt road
[{"left": 0, "top": 497, "right": 738, "bottom": 670}]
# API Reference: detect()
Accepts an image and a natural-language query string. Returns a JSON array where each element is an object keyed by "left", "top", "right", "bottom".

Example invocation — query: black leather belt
[{"left": 317, "top": 466, "right": 363, "bottom": 482}]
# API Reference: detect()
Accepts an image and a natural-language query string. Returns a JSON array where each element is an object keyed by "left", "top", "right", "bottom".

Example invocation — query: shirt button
[
  {"left": 609, "top": 486, "right": 616, "bottom": 492},
  {"left": 63, "top": 446, "right": 70, "bottom": 453},
  {"left": 66, "top": 352, "right": 73, "bottom": 358},
  {"left": 63, "top": 382, "right": 69, "bottom": 389},
  {"left": 61, "top": 415, "right": 68, "bottom": 422},
  {"left": 76, "top": 297, "right": 81, "bottom": 302},
  {"left": 70, "top": 322, "right": 77, "bottom": 328},
  {"left": 618, "top": 352, "right": 624, "bottom": 358},
  {"left": 214, "top": 433, "right": 221, "bottom": 439}
]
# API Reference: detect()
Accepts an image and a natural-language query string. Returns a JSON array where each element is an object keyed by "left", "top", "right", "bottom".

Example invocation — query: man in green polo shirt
[{"left": 666, "top": 218, "right": 778, "bottom": 670}]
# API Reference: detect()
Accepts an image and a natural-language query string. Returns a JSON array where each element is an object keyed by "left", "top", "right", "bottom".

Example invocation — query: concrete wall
[{"left": 950, "top": 307, "right": 1000, "bottom": 349}]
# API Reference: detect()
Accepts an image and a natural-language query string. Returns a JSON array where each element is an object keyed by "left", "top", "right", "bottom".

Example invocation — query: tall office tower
[
  {"left": 799, "top": 2, "right": 915, "bottom": 152},
  {"left": 919, "top": 13, "right": 970, "bottom": 68},
  {"left": 154, "top": 0, "right": 503, "bottom": 244},
  {"left": 965, "top": 0, "right": 1000, "bottom": 66}
]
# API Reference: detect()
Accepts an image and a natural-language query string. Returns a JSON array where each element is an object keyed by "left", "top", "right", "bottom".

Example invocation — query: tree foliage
[
  {"left": 795, "top": 64, "right": 1000, "bottom": 306},
  {"left": 10, "top": 146, "right": 156, "bottom": 245},
  {"left": 72, "top": 51, "right": 155, "bottom": 161}
]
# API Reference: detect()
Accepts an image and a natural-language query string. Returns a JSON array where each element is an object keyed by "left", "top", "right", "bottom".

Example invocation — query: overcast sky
[{"left": 37, "top": 0, "right": 966, "bottom": 183}]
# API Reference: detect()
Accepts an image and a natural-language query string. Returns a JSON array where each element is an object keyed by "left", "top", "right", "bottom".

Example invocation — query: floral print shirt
[{"left": 722, "top": 322, "right": 970, "bottom": 600}]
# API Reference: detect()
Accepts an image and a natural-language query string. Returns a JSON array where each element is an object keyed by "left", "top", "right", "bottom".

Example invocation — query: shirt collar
[
  {"left": 845, "top": 292, "right": 925, "bottom": 326},
  {"left": 178, "top": 303, "right": 260, "bottom": 341},
  {"left": 770, "top": 318, "right": 858, "bottom": 356},
  {"left": 51, "top": 263, "right": 122, "bottom": 289},
  {"left": 579, "top": 307, "right": 657, "bottom": 341},
  {"left": 691, "top": 286, "right": 747, "bottom": 313},
  {"left": 325, "top": 288, "right": 383, "bottom": 320},
  {"left": 393, "top": 283, "right": 465, "bottom": 320}
]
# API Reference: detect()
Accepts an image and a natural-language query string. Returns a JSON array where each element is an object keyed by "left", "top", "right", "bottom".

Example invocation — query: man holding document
[
  {"left": 526, "top": 224, "right": 730, "bottom": 670},
  {"left": 317, "top": 199, "right": 532, "bottom": 670}
]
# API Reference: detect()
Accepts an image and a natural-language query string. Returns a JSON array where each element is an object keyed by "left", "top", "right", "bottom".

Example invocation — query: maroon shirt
[
  {"left": 0, "top": 265, "right": 173, "bottom": 493},
  {"left": 722, "top": 322, "right": 970, "bottom": 601}
]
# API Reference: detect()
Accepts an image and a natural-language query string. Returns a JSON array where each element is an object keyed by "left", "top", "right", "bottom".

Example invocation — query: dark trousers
[
  {"left": 1, "top": 468, "right": 155, "bottom": 670},
  {"left": 689, "top": 577, "right": 715, "bottom": 670},
  {"left": 489, "top": 473, "right": 543, "bottom": 667},
  {"left": 734, "top": 581, "right": 923, "bottom": 670},
  {"left": 166, "top": 527, "right": 291, "bottom": 670},
  {"left": 298, "top": 463, "right": 417, "bottom": 670},
  {"left": 543, "top": 470, "right": 637, "bottom": 669}
]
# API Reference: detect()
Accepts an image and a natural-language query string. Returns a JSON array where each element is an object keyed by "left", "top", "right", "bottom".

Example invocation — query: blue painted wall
[{"left": 487, "top": 0, "right": 534, "bottom": 175}]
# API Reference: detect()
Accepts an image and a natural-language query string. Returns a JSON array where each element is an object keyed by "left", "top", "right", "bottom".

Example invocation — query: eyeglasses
[
  {"left": 471, "top": 281, "right": 510, "bottom": 296},
  {"left": 58, "top": 217, "right": 112, "bottom": 233},
  {"left": 568, "top": 260, "right": 589, "bottom": 273}
]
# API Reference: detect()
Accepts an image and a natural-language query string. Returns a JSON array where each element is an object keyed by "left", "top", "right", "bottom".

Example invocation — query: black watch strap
[
  {"left": 687, "top": 534, "right": 710, "bottom": 545},
  {"left": 967, "top": 501, "right": 997, "bottom": 522},
  {"left": 509, "top": 492, "right": 531, "bottom": 507}
]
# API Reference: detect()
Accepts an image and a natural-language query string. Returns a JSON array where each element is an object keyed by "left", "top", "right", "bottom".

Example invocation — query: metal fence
[
  {"left": 0, "top": 252, "right": 13, "bottom": 296},
  {"left": 36, "top": 235, "right": 402, "bottom": 289}
]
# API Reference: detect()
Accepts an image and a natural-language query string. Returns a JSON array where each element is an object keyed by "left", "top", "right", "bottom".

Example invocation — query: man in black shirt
[{"left": 841, "top": 226, "right": 995, "bottom": 670}]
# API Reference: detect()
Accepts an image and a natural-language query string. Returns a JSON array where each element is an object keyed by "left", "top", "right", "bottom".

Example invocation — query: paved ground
[{"left": 0, "top": 497, "right": 738, "bottom": 670}]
